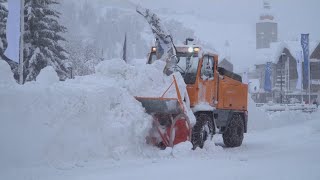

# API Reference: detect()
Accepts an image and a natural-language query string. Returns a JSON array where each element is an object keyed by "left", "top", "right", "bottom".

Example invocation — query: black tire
[
  {"left": 222, "top": 113, "right": 244, "bottom": 147},
  {"left": 191, "top": 113, "right": 214, "bottom": 149}
]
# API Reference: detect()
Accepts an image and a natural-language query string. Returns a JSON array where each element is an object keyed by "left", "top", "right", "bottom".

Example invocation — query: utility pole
[
  {"left": 300, "top": 54, "right": 303, "bottom": 103},
  {"left": 280, "top": 62, "right": 283, "bottom": 104},
  {"left": 280, "top": 53, "right": 286, "bottom": 104},
  {"left": 19, "top": 0, "right": 24, "bottom": 84},
  {"left": 308, "top": 59, "right": 311, "bottom": 104},
  {"left": 287, "top": 56, "right": 290, "bottom": 93}
]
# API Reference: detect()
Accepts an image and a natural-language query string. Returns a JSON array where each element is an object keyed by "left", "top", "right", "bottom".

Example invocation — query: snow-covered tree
[
  {"left": 58, "top": 1, "right": 203, "bottom": 76},
  {"left": 24, "top": 0, "right": 69, "bottom": 82},
  {"left": 65, "top": 37, "right": 102, "bottom": 76},
  {"left": 0, "top": 0, "right": 8, "bottom": 55}
]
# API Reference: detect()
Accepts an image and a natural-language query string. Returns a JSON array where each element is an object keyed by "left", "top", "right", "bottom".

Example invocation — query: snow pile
[
  {"left": 35, "top": 66, "right": 59, "bottom": 85},
  {"left": 94, "top": 59, "right": 172, "bottom": 97},
  {"left": 248, "top": 96, "right": 318, "bottom": 131},
  {"left": 0, "top": 59, "right": 197, "bottom": 169},
  {"left": 0, "top": 59, "right": 164, "bottom": 168},
  {"left": 308, "top": 110, "right": 320, "bottom": 133},
  {"left": 0, "top": 60, "right": 16, "bottom": 88},
  {"left": 247, "top": 96, "right": 270, "bottom": 131},
  {"left": 265, "top": 110, "right": 313, "bottom": 129},
  {"left": 154, "top": 140, "right": 224, "bottom": 159}
]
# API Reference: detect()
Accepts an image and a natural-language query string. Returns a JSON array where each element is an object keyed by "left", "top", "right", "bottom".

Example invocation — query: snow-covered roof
[
  {"left": 255, "top": 41, "right": 319, "bottom": 65},
  {"left": 311, "top": 43, "right": 320, "bottom": 60}
]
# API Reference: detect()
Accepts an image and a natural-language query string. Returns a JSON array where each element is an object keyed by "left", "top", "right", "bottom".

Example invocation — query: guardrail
[{"left": 256, "top": 103, "right": 318, "bottom": 113}]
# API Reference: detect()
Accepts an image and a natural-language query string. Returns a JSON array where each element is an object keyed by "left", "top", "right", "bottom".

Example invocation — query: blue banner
[
  {"left": 301, "top": 34, "right": 309, "bottom": 89},
  {"left": 264, "top": 62, "right": 272, "bottom": 92}
]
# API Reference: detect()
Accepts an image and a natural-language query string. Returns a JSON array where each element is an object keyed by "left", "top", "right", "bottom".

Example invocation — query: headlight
[
  {"left": 152, "top": 47, "right": 157, "bottom": 52},
  {"left": 188, "top": 47, "right": 193, "bottom": 53},
  {"left": 193, "top": 47, "right": 200, "bottom": 52}
]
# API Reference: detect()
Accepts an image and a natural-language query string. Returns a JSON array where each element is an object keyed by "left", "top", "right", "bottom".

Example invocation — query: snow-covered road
[
  {"left": 58, "top": 117, "right": 319, "bottom": 180},
  {"left": 3, "top": 114, "right": 320, "bottom": 180}
]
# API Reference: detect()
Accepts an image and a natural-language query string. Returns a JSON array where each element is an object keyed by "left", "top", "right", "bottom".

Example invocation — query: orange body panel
[
  {"left": 186, "top": 55, "right": 248, "bottom": 112},
  {"left": 216, "top": 76, "right": 248, "bottom": 111}
]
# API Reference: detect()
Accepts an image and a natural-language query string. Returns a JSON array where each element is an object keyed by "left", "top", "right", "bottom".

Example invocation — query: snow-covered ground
[{"left": 1, "top": 60, "right": 320, "bottom": 180}]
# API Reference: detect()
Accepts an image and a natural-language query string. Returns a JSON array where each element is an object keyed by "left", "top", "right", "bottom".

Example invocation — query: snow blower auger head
[{"left": 135, "top": 75, "right": 191, "bottom": 149}]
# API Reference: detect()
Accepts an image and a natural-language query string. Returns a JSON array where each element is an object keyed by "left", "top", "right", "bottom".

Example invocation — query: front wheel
[
  {"left": 222, "top": 113, "right": 244, "bottom": 147},
  {"left": 191, "top": 113, "right": 214, "bottom": 149}
]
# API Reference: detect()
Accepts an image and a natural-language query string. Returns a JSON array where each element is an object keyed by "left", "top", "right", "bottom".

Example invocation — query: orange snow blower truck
[{"left": 135, "top": 45, "right": 248, "bottom": 149}]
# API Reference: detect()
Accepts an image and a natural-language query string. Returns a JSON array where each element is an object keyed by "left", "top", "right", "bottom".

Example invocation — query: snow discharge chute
[{"left": 136, "top": 6, "right": 177, "bottom": 75}]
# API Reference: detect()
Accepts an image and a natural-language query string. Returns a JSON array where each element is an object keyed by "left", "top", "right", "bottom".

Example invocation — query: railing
[{"left": 255, "top": 103, "right": 318, "bottom": 113}]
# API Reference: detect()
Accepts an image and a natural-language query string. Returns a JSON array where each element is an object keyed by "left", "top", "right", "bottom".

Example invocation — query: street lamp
[{"left": 280, "top": 52, "right": 286, "bottom": 104}]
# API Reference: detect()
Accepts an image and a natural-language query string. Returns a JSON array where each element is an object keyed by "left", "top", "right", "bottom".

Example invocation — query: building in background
[
  {"left": 248, "top": 1, "right": 320, "bottom": 103},
  {"left": 310, "top": 43, "right": 320, "bottom": 93},
  {"left": 250, "top": 41, "right": 320, "bottom": 103},
  {"left": 256, "top": 1, "right": 277, "bottom": 49}
]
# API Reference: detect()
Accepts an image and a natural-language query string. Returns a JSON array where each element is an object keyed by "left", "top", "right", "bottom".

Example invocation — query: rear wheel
[
  {"left": 222, "top": 113, "right": 244, "bottom": 147},
  {"left": 191, "top": 113, "right": 214, "bottom": 149}
]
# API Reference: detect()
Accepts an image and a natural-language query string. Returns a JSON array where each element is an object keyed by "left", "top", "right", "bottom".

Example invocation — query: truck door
[{"left": 198, "top": 55, "right": 216, "bottom": 106}]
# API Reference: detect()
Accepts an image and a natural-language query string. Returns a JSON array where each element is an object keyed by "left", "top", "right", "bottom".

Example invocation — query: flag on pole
[
  {"left": 301, "top": 34, "right": 309, "bottom": 89},
  {"left": 295, "top": 51, "right": 303, "bottom": 90},
  {"left": 264, "top": 62, "right": 272, "bottom": 92},
  {"left": 4, "top": 0, "right": 21, "bottom": 62},
  {"left": 122, "top": 33, "right": 127, "bottom": 62}
]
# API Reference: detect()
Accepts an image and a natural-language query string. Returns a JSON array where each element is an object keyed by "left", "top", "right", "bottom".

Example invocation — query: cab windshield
[
  {"left": 175, "top": 53, "right": 199, "bottom": 84},
  {"left": 148, "top": 52, "right": 199, "bottom": 84}
]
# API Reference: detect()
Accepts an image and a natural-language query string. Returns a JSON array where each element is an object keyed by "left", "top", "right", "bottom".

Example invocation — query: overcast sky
[
  {"left": 130, "top": 0, "right": 320, "bottom": 71},
  {"left": 63, "top": 0, "right": 320, "bottom": 72},
  {"left": 131, "top": 0, "right": 320, "bottom": 41}
]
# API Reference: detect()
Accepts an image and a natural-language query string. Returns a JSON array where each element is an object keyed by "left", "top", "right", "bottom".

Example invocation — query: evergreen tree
[
  {"left": 24, "top": 0, "right": 69, "bottom": 82},
  {"left": 0, "top": 0, "right": 8, "bottom": 55}
]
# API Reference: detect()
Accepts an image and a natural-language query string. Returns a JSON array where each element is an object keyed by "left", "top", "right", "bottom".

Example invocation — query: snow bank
[
  {"left": 0, "top": 60, "right": 16, "bottom": 88},
  {"left": 308, "top": 111, "right": 320, "bottom": 133},
  {"left": 0, "top": 59, "right": 197, "bottom": 169},
  {"left": 0, "top": 59, "right": 168, "bottom": 169},
  {"left": 247, "top": 96, "right": 270, "bottom": 131},
  {"left": 248, "top": 96, "right": 318, "bottom": 131},
  {"left": 94, "top": 59, "right": 172, "bottom": 97},
  {"left": 36, "top": 66, "right": 59, "bottom": 85}
]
